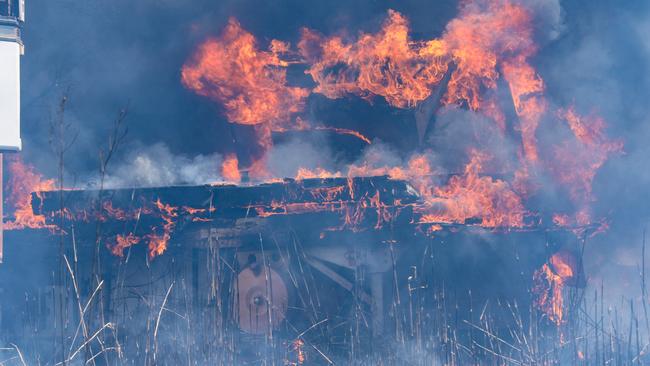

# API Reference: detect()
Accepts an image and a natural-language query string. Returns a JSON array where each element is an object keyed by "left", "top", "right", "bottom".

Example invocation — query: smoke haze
[{"left": 15, "top": 0, "right": 650, "bottom": 321}]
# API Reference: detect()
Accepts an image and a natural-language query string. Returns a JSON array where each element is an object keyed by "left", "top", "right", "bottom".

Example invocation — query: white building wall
[{"left": 0, "top": 40, "right": 21, "bottom": 151}]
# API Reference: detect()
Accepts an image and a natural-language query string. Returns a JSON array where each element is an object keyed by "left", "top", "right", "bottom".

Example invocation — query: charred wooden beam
[{"left": 29, "top": 176, "right": 420, "bottom": 248}]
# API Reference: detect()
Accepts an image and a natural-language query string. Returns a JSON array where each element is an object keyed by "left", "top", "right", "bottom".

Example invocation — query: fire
[
  {"left": 502, "top": 61, "right": 546, "bottom": 162},
  {"left": 103, "top": 201, "right": 215, "bottom": 258},
  {"left": 300, "top": 0, "right": 544, "bottom": 163},
  {"left": 288, "top": 339, "right": 306, "bottom": 365},
  {"left": 3, "top": 157, "right": 56, "bottom": 230},
  {"left": 221, "top": 154, "right": 242, "bottom": 183},
  {"left": 418, "top": 150, "right": 526, "bottom": 227},
  {"left": 104, "top": 199, "right": 181, "bottom": 259},
  {"left": 109, "top": 233, "right": 139, "bottom": 257},
  {"left": 293, "top": 151, "right": 526, "bottom": 229},
  {"left": 309, "top": 185, "right": 346, "bottom": 201},
  {"left": 274, "top": 118, "right": 372, "bottom": 145},
  {"left": 181, "top": 18, "right": 309, "bottom": 129},
  {"left": 146, "top": 199, "right": 178, "bottom": 258},
  {"left": 102, "top": 201, "right": 138, "bottom": 221},
  {"left": 342, "top": 151, "right": 527, "bottom": 228},
  {"left": 533, "top": 251, "right": 576, "bottom": 325},
  {"left": 293, "top": 152, "right": 527, "bottom": 229},
  {"left": 296, "top": 167, "right": 341, "bottom": 180},
  {"left": 4, "top": 0, "right": 623, "bottom": 268},
  {"left": 444, "top": 1, "right": 545, "bottom": 162},
  {"left": 312, "top": 126, "right": 371, "bottom": 145},
  {"left": 299, "top": 10, "right": 448, "bottom": 108},
  {"left": 297, "top": 0, "right": 540, "bottom": 124},
  {"left": 552, "top": 213, "right": 571, "bottom": 227},
  {"left": 180, "top": 1, "right": 622, "bottom": 234}
]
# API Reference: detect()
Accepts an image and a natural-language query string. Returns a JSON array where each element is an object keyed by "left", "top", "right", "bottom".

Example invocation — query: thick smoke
[
  {"left": 266, "top": 134, "right": 337, "bottom": 178},
  {"left": 97, "top": 143, "right": 223, "bottom": 188}
]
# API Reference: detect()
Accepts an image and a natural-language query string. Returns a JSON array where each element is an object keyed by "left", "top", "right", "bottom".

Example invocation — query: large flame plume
[
  {"left": 181, "top": 18, "right": 309, "bottom": 129},
  {"left": 181, "top": 0, "right": 621, "bottom": 232}
]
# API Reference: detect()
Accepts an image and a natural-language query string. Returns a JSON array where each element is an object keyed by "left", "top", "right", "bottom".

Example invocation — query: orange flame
[
  {"left": 221, "top": 154, "right": 242, "bottom": 183},
  {"left": 273, "top": 118, "right": 372, "bottom": 145},
  {"left": 295, "top": 167, "right": 341, "bottom": 180},
  {"left": 182, "top": 1, "right": 622, "bottom": 213},
  {"left": 146, "top": 199, "right": 178, "bottom": 258},
  {"left": 299, "top": 10, "right": 448, "bottom": 108},
  {"left": 533, "top": 251, "right": 576, "bottom": 325},
  {"left": 287, "top": 339, "right": 306, "bottom": 365},
  {"left": 300, "top": 0, "right": 543, "bottom": 153},
  {"left": 418, "top": 150, "right": 526, "bottom": 227},
  {"left": 4, "top": 157, "right": 56, "bottom": 230},
  {"left": 293, "top": 152, "right": 526, "bottom": 229},
  {"left": 312, "top": 126, "right": 371, "bottom": 145},
  {"left": 181, "top": 18, "right": 309, "bottom": 128},
  {"left": 3, "top": 0, "right": 619, "bottom": 264},
  {"left": 106, "top": 198, "right": 180, "bottom": 259},
  {"left": 109, "top": 233, "right": 140, "bottom": 257},
  {"left": 104, "top": 201, "right": 212, "bottom": 259}
]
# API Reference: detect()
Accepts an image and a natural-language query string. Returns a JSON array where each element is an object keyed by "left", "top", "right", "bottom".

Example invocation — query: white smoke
[
  {"left": 266, "top": 133, "right": 338, "bottom": 177},
  {"left": 98, "top": 142, "right": 223, "bottom": 188}
]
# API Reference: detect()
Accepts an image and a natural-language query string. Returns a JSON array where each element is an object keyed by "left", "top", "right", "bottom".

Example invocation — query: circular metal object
[{"left": 237, "top": 266, "right": 289, "bottom": 334}]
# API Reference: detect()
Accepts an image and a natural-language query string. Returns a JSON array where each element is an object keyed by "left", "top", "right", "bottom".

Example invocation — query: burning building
[{"left": 0, "top": 0, "right": 638, "bottom": 364}]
